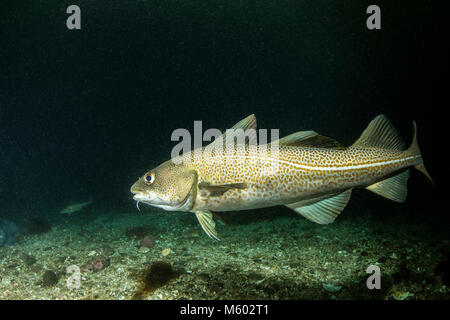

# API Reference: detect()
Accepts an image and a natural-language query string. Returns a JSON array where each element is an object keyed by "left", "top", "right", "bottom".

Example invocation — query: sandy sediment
[{"left": 0, "top": 207, "right": 449, "bottom": 300}]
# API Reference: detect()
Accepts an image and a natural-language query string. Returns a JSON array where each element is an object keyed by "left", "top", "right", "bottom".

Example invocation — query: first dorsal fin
[
  {"left": 206, "top": 114, "right": 258, "bottom": 150},
  {"left": 230, "top": 114, "right": 257, "bottom": 131},
  {"left": 351, "top": 114, "right": 405, "bottom": 150},
  {"left": 273, "top": 131, "right": 344, "bottom": 149}
]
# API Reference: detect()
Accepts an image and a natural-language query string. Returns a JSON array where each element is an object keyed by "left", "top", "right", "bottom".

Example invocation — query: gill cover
[
  {"left": 174, "top": 168, "right": 198, "bottom": 211},
  {"left": 155, "top": 161, "right": 198, "bottom": 210}
]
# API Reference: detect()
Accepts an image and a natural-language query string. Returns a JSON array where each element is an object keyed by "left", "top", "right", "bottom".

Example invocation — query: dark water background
[{"left": 0, "top": 1, "right": 447, "bottom": 222}]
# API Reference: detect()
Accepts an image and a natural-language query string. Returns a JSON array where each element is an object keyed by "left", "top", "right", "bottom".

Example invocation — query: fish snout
[
  {"left": 130, "top": 180, "right": 144, "bottom": 195},
  {"left": 130, "top": 181, "right": 154, "bottom": 202}
]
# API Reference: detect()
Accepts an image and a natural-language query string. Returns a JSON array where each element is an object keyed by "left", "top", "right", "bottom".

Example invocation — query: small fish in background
[
  {"left": 60, "top": 200, "right": 93, "bottom": 214},
  {"left": 0, "top": 219, "right": 19, "bottom": 247},
  {"left": 130, "top": 114, "right": 432, "bottom": 240}
]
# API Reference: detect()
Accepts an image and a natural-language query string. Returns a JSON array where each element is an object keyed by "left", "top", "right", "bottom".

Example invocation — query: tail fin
[
  {"left": 354, "top": 115, "right": 434, "bottom": 202},
  {"left": 407, "top": 121, "right": 434, "bottom": 186}
]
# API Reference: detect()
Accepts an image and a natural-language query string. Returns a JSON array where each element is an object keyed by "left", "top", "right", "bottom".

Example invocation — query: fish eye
[{"left": 144, "top": 173, "right": 155, "bottom": 185}]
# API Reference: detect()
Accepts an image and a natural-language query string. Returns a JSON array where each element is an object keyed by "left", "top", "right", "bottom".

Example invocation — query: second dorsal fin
[{"left": 272, "top": 131, "right": 343, "bottom": 149}]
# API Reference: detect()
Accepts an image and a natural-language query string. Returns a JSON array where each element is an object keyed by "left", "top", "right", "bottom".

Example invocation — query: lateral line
[{"left": 218, "top": 154, "right": 421, "bottom": 172}]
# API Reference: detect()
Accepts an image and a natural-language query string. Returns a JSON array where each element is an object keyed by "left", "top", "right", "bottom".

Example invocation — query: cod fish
[
  {"left": 60, "top": 200, "right": 92, "bottom": 214},
  {"left": 130, "top": 114, "right": 432, "bottom": 240}
]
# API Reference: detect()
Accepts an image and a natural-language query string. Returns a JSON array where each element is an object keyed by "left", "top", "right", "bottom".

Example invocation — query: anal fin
[
  {"left": 285, "top": 189, "right": 352, "bottom": 224},
  {"left": 366, "top": 169, "right": 410, "bottom": 202}
]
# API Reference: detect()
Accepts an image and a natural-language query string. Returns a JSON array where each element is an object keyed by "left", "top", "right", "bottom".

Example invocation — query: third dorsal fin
[{"left": 351, "top": 114, "right": 405, "bottom": 150}]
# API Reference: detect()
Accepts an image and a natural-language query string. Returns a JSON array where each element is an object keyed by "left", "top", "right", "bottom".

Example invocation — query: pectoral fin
[
  {"left": 366, "top": 170, "right": 410, "bottom": 202},
  {"left": 198, "top": 181, "right": 248, "bottom": 197},
  {"left": 285, "top": 189, "right": 352, "bottom": 224},
  {"left": 195, "top": 210, "right": 220, "bottom": 240}
]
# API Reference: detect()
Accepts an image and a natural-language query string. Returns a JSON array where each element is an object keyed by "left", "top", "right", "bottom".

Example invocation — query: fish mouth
[
  {"left": 133, "top": 194, "right": 151, "bottom": 211},
  {"left": 133, "top": 193, "right": 182, "bottom": 212},
  {"left": 132, "top": 193, "right": 149, "bottom": 201},
  {"left": 132, "top": 193, "right": 167, "bottom": 211}
]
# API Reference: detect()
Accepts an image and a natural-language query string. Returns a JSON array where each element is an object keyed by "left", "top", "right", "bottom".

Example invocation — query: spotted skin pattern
[
  {"left": 182, "top": 144, "right": 422, "bottom": 212},
  {"left": 131, "top": 114, "right": 431, "bottom": 241}
]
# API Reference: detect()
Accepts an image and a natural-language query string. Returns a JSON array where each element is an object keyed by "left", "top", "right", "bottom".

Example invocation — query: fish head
[{"left": 130, "top": 160, "right": 197, "bottom": 212}]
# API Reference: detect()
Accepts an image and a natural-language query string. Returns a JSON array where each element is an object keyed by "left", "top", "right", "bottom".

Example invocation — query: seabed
[{"left": 0, "top": 203, "right": 449, "bottom": 300}]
